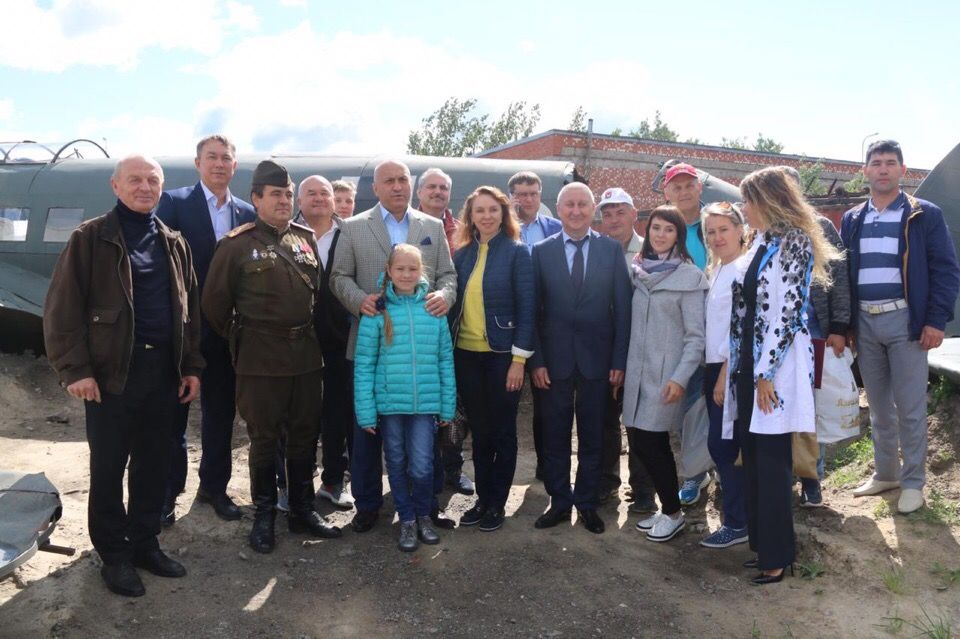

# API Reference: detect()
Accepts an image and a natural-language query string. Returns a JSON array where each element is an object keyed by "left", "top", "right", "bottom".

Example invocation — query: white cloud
[
  {"left": 76, "top": 113, "right": 196, "bottom": 158},
  {"left": 175, "top": 23, "right": 658, "bottom": 158},
  {"left": 1, "top": 0, "right": 258, "bottom": 72},
  {"left": 278, "top": 0, "right": 307, "bottom": 6},
  {"left": 0, "top": 99, "right": 14, "bottom": 121}
]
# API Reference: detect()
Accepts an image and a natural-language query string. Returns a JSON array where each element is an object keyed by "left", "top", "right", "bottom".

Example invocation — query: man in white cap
[{"left": 596, "top": 188, "right": 656, "bottom": 512}]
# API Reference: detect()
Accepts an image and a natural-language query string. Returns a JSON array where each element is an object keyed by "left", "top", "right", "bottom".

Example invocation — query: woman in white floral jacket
[{"left": 721, "top": 167, "right": 839, "bottom": 585}]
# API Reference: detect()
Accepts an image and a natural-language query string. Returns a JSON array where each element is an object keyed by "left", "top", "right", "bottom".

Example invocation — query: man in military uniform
[{"left": 202, "top": 160, "right": 341, "bottom": 553}]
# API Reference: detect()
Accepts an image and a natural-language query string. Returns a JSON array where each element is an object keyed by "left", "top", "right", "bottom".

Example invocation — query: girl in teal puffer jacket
[{"left": 353, "top": 244, "right": 456, "bottom": 552}]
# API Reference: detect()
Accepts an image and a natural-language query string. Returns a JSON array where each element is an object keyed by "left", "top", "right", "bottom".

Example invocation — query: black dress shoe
[
  {"left": 446, "top": 473, "right": 475, "bottom": 496},
  {"left": 196, "top": 489, "right": 242, "bottom": 521},
  {"left": 101, "top": 562, "right": 145, "bottom": 597},
  {"left": 534, "top": 507, "right": 571, "bottom": 529},
  {"left": 289, "top": 511, "right": 343, "bottom": 538},
  {"left": 743, "top": 556, "right": 759, "bottom": 569},
  {"left": 133, "top": 549, "right": 186, "bottom": 578},
  {"left": 351, "top": 510, "right": 378, "bottom": 533},
  {"left": 751, "top": 565, "right": 793, "bottom": 585},
  {"left": 578, "top": 509, "right": 605, "bottom": 534}
]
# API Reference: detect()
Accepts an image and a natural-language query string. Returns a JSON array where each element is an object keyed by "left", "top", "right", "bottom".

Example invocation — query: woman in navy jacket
[{"left": 449, "top": 186, "right": 536, "bottom": 531}]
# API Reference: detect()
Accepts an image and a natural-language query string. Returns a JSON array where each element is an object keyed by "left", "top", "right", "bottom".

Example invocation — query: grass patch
[
  {"left": 882, "top": 568, "right": 907, "bottom": 595},
  {"left": 826, "top": 434, "right": 875, "bottom": 488},
  {"left": 908, "top": 490, "right": 960, "bottom": 527},
  {"left": 874, "top": 500, "right": 893, "bottom": 519},
  {"left": 928, "top": 375, "right": 959, "bottom": 414},
  {"left": 797, "top": 561, "right": 826, "bottom": 580},
  {"left": 903, "top": 606, "right": 953, "bottom": 639},
  {"left": 931, "top": 562, "right": 960, "bottom": 590}
]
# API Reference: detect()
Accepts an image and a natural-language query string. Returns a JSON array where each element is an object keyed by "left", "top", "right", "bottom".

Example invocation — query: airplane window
[
  {"left": 43, "top": 208, "right": 84, "bottom": 242},
  {"left": 0, "top": 207, "right": 29, "bottom": 242}
]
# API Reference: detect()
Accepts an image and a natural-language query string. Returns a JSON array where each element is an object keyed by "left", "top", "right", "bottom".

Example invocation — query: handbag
[
  {"left": 438, "top": 396, "right": 469, "bottom": 448},
  {"left": 814, "top": 348, "right": 860, "bottom": 444},
  {"left": 792, "top": 431, "right": 820, "bottom": 479}
]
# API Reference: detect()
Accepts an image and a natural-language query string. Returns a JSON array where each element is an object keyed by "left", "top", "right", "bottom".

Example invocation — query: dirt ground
[{"left": 1, "top": 351, "right": 959, "bottom": 638}]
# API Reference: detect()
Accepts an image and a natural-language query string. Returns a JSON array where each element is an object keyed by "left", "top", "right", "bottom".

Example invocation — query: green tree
[
  {"left": 407, "top": 98, "right": 541, "bottom": 157},
  {"left": 486, "top": 101, "right": 541, "bottom": 149},
  {"left": 842, "top": 171, "right": 868, "bottom": 194},
  {"left": 798, "top": 159, "right": 828, "bottom": 196},
  {"left": 610, "top": 127, "right": 623, "bottom": 137},
  {"left": 754, "top": 133, "right": 784, "bottom": 154},
  {"left": 720, "top": 136, "right": 748, "bottom": 150},
  {"left": 568, "top": 106, "right": 586, "bottom": 133},
  {"left": 630, "top": 110, "right": 679, "bottom": 142}
]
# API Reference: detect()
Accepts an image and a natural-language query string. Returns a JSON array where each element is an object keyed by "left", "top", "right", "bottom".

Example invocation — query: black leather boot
[
  {"left": 249, "top": 464, "right": 277, "bottom": 553},
  {"left": 287, "top": 458, "right": 342, "bottom": 539}
]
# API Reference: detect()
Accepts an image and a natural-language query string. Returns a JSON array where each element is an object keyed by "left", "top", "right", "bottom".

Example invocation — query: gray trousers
[{"left": 857, "top": 307, "right": 929, "bottom": 490}]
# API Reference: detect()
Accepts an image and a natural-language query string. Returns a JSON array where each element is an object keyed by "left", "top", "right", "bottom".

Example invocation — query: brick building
[{"left": 478, "top": 130, "right": 929, "bottom": 227}]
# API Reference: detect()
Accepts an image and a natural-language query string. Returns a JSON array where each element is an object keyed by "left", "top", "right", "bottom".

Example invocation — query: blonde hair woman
[{"left": 723, "top": 168, "right": 838, "bottom": 584}]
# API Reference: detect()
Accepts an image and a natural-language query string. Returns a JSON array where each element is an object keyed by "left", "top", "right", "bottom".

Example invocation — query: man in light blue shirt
[
  {"left": 381, "top": 203, "right": 410, "bottom": 247},
  {"left": 509, "top": 171, "right": 562, "bottom": 255}
]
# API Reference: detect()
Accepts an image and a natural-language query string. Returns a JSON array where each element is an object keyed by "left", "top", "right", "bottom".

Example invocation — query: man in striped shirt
[{"left": 840, "top": 139, "right": 960, "bottom": 514}]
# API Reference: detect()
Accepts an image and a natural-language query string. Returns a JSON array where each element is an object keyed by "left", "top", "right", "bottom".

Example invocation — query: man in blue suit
[
  {"left": 156, "top": 135, "right": 256, "bottom": 524},
  {"left": 530, "top": 183, "right": 632, "bottom": 535}
]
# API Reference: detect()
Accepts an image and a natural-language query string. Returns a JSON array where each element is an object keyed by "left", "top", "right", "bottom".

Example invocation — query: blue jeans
[
  {"left": 380, "top": 414, "right": 436, "bottom": 522},
  {"left": 704, "top": 363, "right": 746, "bottom": 529}
]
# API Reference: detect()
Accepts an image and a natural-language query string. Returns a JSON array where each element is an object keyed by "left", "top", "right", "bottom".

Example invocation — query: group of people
[{"left": 42, "top": 136, "right": 959, "bottom": 597}]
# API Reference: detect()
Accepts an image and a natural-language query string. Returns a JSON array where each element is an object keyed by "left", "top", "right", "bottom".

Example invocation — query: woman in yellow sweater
[{"left": 449, "top": 186, "right": 536, "bottom": 531}]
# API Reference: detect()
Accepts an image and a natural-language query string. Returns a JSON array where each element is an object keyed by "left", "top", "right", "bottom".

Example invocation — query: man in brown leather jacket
[
  {"left": 202, "top": 160, "right": 341, "bottom": 553},
  {"left": 43, "top": 154, "right": 204, "bottom": 598}
]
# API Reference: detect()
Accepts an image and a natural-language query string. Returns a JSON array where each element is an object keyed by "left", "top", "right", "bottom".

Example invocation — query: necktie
[{"left": 569, "top": 237, "right": 587, "bottom": 293}]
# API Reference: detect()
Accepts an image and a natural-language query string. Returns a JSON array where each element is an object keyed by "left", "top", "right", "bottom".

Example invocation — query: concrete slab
[{"left": 927, "top": 337, "right": 960, "bottom": 383}]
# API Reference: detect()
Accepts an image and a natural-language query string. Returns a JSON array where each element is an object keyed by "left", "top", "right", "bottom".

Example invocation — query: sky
[{"left": 1, "top": 0, "right": 958, "bottom": 169}]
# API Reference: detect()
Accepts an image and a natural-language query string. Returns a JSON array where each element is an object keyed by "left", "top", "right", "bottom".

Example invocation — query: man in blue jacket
[
  {"left": 157, "top": 135, "right": 256, "bottom": 525},
  {"left": 530, "top": 182, "right": 632, "bottom": 534},
  {"left": 841, "top": 139, "right": 960, "bottom": 514}
]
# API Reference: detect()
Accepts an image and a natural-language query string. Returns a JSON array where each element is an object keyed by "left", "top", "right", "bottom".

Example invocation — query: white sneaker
[
  {"left": 897, "top": 488, "right": 924, "bottom": 514},
  {"left": 636, "top": 512, "right": 661, "bottom": 531},
  {"left": 647, "top": 513, "right": 685, "bottom": 542},
  {"left": 851, "top": 478, "right": 899, "bottom": 497},
  {"left": 318, "top": 483, "right": 355, "bottom": 508}
]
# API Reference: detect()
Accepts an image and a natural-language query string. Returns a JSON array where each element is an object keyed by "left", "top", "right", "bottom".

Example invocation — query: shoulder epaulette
[
  {"left": 290, "top": 221, "right": 313, "bottom": 233},
  {"left": 226, "top": 222, "right": 256, "bottom": 238}
]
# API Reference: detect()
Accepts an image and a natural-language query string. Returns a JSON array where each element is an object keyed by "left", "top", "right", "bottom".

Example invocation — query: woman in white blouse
[
  {"left": 723, "top": 168, "right": 838, "bottom": 585},
  {"left": 699, "top": 202, "right": 749, "bottom": 551}
]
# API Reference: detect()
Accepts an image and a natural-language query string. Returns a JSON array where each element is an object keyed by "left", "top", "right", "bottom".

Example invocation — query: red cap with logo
[{"left": 663, "top": 163, "right": 699, "bottom": 186}]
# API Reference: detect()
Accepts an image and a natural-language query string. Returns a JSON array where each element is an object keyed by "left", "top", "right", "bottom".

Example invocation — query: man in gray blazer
[{"left": 330, "top": 159, "right": 458, "bottom": 533}]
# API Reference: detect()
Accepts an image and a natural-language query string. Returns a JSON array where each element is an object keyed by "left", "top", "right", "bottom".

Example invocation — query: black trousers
[
  {"left": 165, "top": 335, "right": 237, "bottom": 501},
  {"left": 455, "top": 349, "right": 520, "bottom": 510},
  {"left": 600, "top": 388, "right": 655, "bottom": 496},
  {"left": 738, "top": 419, "right": 796, "bottom": 570},
  {"left": 86, "top": 346, "right": 178, "bottom": 565},
  {"left": 629, "top": 428, "right": 681, "bottom": 515},
  {"left": 542, "top": 369, "right": 606, "bottom": 511},
  {"left": 320, "top": 348, "right": 353, "bottom": 487}
]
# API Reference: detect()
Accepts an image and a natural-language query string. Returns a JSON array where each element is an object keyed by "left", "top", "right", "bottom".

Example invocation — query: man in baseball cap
[
  {"left": 662, "top": 163, "right": 707, "bottom": 271},
  {"left": 596, "top": 187, "right": 656, "bottom": 513}
]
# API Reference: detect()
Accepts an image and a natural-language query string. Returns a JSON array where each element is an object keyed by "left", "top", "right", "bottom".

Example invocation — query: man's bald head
[
  {"left": 556, "top": 182, "right": 595, "bottom": 238},
  {"left": 557, "top": 182, "right": 594, "bottom": 206},
  {"left": 110, "top": 155, "right": 164, "bottom": 214},
  {"left": 373, "top": 160, "right": 413, "bottom": 216},
  {"left": 298, "top": 174, "right": 335, "bottom": 224}
]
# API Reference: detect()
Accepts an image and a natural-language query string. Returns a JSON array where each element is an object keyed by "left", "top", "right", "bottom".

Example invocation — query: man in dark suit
[
  {"left": 156, "top": 135, "right": 256, "bottom": 524},
  {"left": 530, "top": 182, "right": 632, "bottom": 534},
  {"left": 293, "top": 175, "right": 355, "bottom": 508}
]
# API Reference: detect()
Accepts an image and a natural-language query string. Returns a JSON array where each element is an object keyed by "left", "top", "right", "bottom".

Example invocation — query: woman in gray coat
[{"left": 622, "top": 206, "right": 708, "bottom": 543}]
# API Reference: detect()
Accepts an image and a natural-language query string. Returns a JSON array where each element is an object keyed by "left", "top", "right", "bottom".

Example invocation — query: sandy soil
[{"left": 1, "top": 351, "right": 958, "bottom": 638}]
